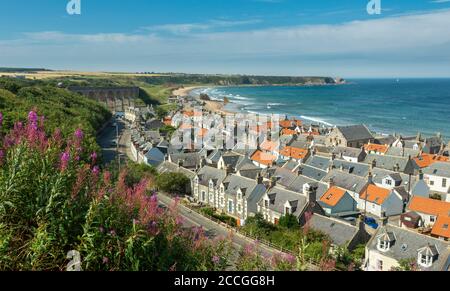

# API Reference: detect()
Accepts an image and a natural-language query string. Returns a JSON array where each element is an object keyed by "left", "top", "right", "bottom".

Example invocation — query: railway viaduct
[{"left": 68, "top": 86, "right": 140, "bottom": 113}]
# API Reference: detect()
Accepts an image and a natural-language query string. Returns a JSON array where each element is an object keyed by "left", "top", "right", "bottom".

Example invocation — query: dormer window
[
  {"left": 417, "top": 245, "right": 438, "bottom": 268},
  {"left": 377, "top": 231, "right": 395, "bottom": 252},
  {"left": 377, "top": 238, "right": 390, "bottom": 252},
  {"left": 264, "top": 200, "right": 269, "bottom": 208},
  {"left": 418, "top": 253, "right": 433, "bottom": 268}
]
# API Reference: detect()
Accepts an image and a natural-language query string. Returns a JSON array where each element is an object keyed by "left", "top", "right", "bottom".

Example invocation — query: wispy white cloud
[
  {"left": 430, "top": 0, "right": 450, "bottom": 3},
  {"left": 2, "top": 9, "right": 450, "bottom": 77},
  {"left": 142, "top": 19, "right": 262, "bottom": 34}
]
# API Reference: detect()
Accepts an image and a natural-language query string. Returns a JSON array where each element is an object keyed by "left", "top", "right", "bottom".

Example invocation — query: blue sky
[{"left": 1, "top": 0, "right": 450, "bottom": 77}]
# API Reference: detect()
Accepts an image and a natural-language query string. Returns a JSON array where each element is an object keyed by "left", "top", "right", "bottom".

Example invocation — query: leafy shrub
[
  {"left": 156, "top": 172, "right": 190, "bottom": 194},
  {"left": 0, "top": 110, "right": 232, "bottom": 271}
]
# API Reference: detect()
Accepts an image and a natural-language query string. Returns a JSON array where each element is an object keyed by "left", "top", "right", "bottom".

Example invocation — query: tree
[
  {"left": 391, "top": 258, "right": 419, "bottom": 271},
  {"left": 278, "top": 214, "right": 299, "bottom": 229},
  {"left": 156, "top": 172, "right": 190, "bottom": 194},
  {"left": 155, "top": 106, "right": 168, "bottom": 120},
  {"left": 159, "top": 125, "right": 176, "bottom": 137}
]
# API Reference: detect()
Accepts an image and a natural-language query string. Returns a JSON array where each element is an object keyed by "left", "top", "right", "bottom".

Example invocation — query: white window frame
[{"left": 377, "top": 238, "right": 390, "bottom": 252}]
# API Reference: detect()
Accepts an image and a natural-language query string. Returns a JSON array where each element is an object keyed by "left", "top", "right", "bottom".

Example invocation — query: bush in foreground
[{"left": 0, "top": 110, "right": 232, "bottom": 271}]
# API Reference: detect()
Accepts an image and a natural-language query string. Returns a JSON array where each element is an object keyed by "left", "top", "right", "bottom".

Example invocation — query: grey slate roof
[
  {"left": 331, "top": 159, "right": 370, "bottom": 177},
  {"left": 273, "top": 167, "right": 298, "bottom": 188},
  {"left": 282, "top": 159, "right": 301, "bottom": 172},
  {"left": 308, "top": 214, "right": 359, "bottom": 247},
  {"left": 287, "top": 175, "right": 316, "bottom": 193},
  {"left": 156, "top": 161, "right": 196, "bottom": 179},
  {"left": 305, "top": 155, "right": 331, "bottom": 170},
  {"left": 386, "top": 147, "right": 420, "bottom": 158},
  {"left": 298, "top": 164, "right": 328, "bottom": 181},
  {"left": 289, "top": 140, "right": 310, "bottom": 150},
  {"left": 363, "top": 154, "right": 419, "bottom": 174},
  {"left": 223, "top": 174, "right": 258, "bottom": 197},
  {"left": 337, "top": 125, "right": 374, "bottom": 142},
  {"left": 221, "top": 151, "right": 243, "bottom": 169},
  {"left": 323, "top": 170, "right": 368, "bottom": 194},
  {"left": 371, "top": 168, "right": 417, "bottom": 189},
  {"left": 333, "top": 146, "right": 364, "bottom": 159},
  {"left": 196, "top": 166, "right": 227, "bottom": 187},
  {"left": 423, "top": 162, "right": 450, "bottom": 178},
  {"left": 207, "top": 149, "right": 223, "bottom": 164},
  {"left": 262, "top": 186, "right": 308, "bottom": 217},
  {"left": 223, "top": 174, "right": 267, "bottom": 208},
  {"left": 145, "top": 148, "right": 165, "bottom": 167},
  {"left": 367, "top": 225, "right": 450, "bottom": 271},
  {"left": 169, "top": 152, "right": 203, "bottom": 169}
]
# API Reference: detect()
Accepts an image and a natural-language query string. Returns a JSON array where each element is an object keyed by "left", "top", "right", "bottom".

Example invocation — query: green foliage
[
  {"left": 391, "top": 258, "right": 419, "bottom": 271},
  {"left": 0, "top": 111, "right": 232, "bottom": 271},
  {"left": 155, "top": 106, "right": 169, "bottom": 120},
  {"left": 278, "top": 214, "right": 300, "bottom": 229},
  {"left": 156, "top": 172, "right": 190, "bottom": 194},
  {"left": 0, "top": 78, "right": 111, "bottom": 152},
  {"left": 124, "top": 162, "right": 157, "bottom": 187},
  {"left": 159, "top": 125, "right": 176, "bottom": 137},
  {"left": 199, "top": 207, "right": 237, "bottom": 227}
]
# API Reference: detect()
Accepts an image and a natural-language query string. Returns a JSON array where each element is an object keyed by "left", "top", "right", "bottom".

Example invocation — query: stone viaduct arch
[{"left": 68, "top": 86, "right": 140, "bottom": 113}]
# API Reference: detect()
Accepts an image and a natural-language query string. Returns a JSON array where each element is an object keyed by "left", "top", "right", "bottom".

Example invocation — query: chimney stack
[
  {"left": 305, "top": 183, "right": 318, "bottom": 203},
  {"left": 371, "top": 159, "right": 377, "bottom": 170},
  {"left": 419, "top": 169, "right": 424, "bottom": 181},
  {"left": 328, "top": 177, "right": 335, "bottom": 189},
  {"left": 256, "top": 172, "right": 264, "bottom": 184},
  {"left": 381, "top": 212, "right": 388, "bottom": 227},
  {"left": 269, "top": 176, "right": 277, "bottom": 189}
]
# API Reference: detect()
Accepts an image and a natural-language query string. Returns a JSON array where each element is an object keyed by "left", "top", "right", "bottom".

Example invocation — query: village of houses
[{"left": 124, "top": 95, "right": 450, "bottom": 272}]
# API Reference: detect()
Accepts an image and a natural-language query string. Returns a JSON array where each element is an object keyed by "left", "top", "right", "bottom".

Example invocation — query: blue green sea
[{"left": 192, "top": 79, "right": 450, "bottom": 138}]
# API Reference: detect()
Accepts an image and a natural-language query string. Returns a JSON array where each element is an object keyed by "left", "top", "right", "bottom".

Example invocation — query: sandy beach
[
  {"left": 172, "top": 86, "right": 201, "bottom": 97},
  {"left": 172, "top": 86, "right": 235, "bottom": 115}
]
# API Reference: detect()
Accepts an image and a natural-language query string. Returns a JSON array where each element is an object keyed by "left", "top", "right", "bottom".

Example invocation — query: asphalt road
[
  {"left": 99, "top": 119, "right": 312, "bottom": 270},
  {"left": 158, "top": 193, "right": 286, "bottom": 260},
  {"left": 97, "top": 118, "right": 128, "bottom": 165}
]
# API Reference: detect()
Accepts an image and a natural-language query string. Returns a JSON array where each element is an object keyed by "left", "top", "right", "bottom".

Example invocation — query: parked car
[{"left": 364, "top": 217, "right": 379, "bottom": 229}]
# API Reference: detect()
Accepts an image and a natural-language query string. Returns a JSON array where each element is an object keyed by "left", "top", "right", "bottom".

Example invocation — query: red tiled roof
[
  {"left": 364, "top": 143, "right": 389, "bottom": 154},
  {"left": 280, "top": 146, "right": 309, "bottom": 160},
  {"left": 320, "top": 186, "right": 347, "bottom": 207},
  {"left": 414, "top": 154, "right": 449, "bottom": 169},
  {"left": 251, "top": 150, "right": 276, "bottom": 166},
  {"left": 431, "top": 215, "right": 450, "bottom": 239},
  {"left": 408, "top": 196, "right": 450, "bottom": 216},
  {"left": 360, "top": 184, "right": 391, "bottom": 205}
]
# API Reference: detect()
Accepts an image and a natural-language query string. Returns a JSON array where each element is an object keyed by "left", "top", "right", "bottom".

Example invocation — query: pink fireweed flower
[
  {"left": 90, "top": 152, "right": 98, "bottom": 163},
  {"left": 28, "top": 111, "right": 38, "bottom": 125},
  {"left": 60, "top": 151, "right": 70, "bottom": 171},
  {"left": 102, "top": 257, "right": 109, "bottom": 265},
  {"left": 0, "top": 150, "right": 4, "bottom": 165},
  {"left": 74, "top": 128, "right": 84, "bottom": 141},
  {"left": 92, "top": 165, "right": 100, "bottom": 176},
  {"left": 39, "top": 115, "right": 45, "bottom": 128},
  {"left": 212, "top": 256, "right": 220, "bottom": 265}
]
